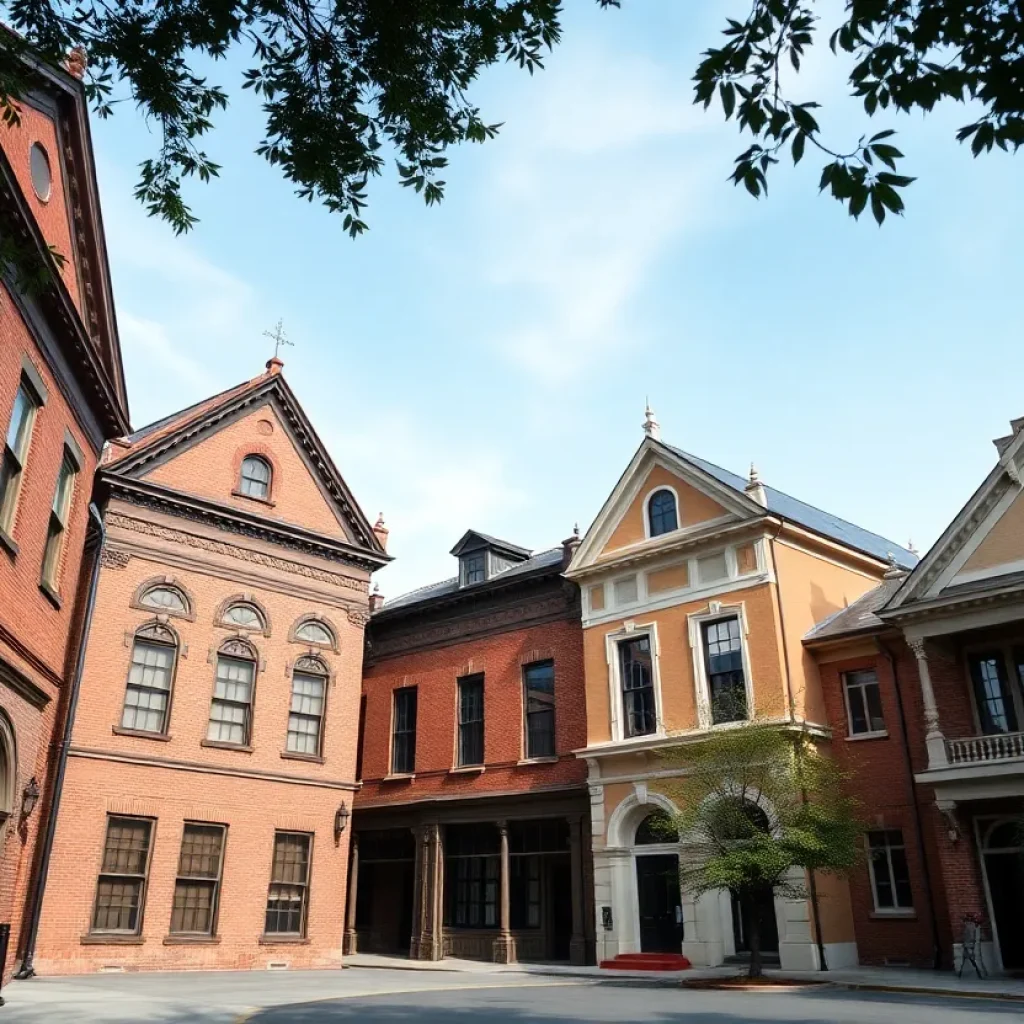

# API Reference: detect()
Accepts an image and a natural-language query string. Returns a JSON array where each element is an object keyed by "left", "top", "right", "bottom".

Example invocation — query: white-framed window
[
  {"left": 843, "top": 669, "right": 886, "bottom": 737},
  {"left": 866, "top": 829, "right": 914, "bottom": 913},
  {"left": 688, "top": 602, "right": 754, "bottom": 730},
  {"left": 642, "top": 484, "right": 681, "bottom": 540},
  {"left": 605, "top": 622, "right": 663, "bottom": 742}
]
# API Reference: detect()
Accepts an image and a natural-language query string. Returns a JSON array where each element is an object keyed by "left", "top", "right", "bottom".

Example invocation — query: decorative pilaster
[
  {"left": 412, "top": 823, "right": 444, "bottom": 961},
  {"left": 568, "top": 815, "right": 586, "bottom": 966},
  {"left": 908, "top": 638, "right": 948, "bottom": 767},
  {"left": 492, "top": 821, "right": 516, "bottom": 963},
  {"left": 343, "top": 834, "right": 359, "bottom": 954}
]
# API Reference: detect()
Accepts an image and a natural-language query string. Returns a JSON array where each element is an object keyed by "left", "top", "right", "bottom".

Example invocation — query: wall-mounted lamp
[
  {"left": 20, "top": 778, "right": 40, "bottom": 820},
  {"left": 334, "top": 801, "right": 350, "bottom": 843}
]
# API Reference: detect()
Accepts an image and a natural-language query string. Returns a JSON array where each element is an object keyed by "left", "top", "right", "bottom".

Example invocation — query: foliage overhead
[{"left": 0, "top": 0, "right": 1019, "bottom": 237}]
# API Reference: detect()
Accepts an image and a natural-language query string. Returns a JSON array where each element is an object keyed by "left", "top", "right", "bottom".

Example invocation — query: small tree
[{"left": 662, "top": 721, "right": 860, "bottom": 978}]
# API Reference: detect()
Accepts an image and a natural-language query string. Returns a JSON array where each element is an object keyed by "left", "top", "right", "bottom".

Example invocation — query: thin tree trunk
[{"left": 746, "top": 898, "right": 763, "bottom": 979}]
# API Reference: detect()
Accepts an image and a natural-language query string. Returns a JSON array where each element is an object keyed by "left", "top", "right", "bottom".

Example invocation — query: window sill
[
  {"left": 281, "top": 751, "right": 325, "bottom": 765},
  {"left": 846, "top": 731, "right": 889, "bottom": 742},
  {"left": 516, "top": 757, "right": 558, "bottom": 766},
  {"left": 112, "top": 725, "right": 172, "bottom": 742},
  {"left": 449, "top": 765, "right": 485, "bottom": 775},
  {"left": 231, "top": 488, "right": 276, "bottom": 509},
  {"left": 869, "top": 910, "right": 917, "bottom": 920},
  {"left": 39, "top": 579, "right": 61, "bottom": 610},
  {"left": 382, "top": 773, "right": 415, "bottom": 782},
  {"left": 163, "top": 934, "right": 221, "bottom": 945},
  {"left": 258, "top": 935, "right": 310, "bottom": 945},
  {"left": 0, "top": 526, "right": 18, "bottom": 559},
  {"left": 200, "top": 739, "right": 254, "bottom": 753},
  {"left": 81, "top": 934, "right": 145, "bottom": 945}
]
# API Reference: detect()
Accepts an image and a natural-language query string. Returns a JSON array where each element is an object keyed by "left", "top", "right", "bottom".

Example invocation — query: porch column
[
  {"left": 908, "top": 638, "right": 949, "bottom": 767},
  {"left": 568, "top": 815, "right": 586, "bottom": 966},
  {"left": 493, "top": 821, "right": 516, "bottom": 963},
  {"left": 342, "top": 833, "right": 359, "bottom": 955},
  {"left": 413, "top": 823, "right": 444, "bottom": 961}
]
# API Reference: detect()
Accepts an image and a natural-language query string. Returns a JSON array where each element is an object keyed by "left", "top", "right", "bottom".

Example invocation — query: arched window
[
  {"left": 286, "top": 656, "right": 328, "bottom": 757},
  {"left": 139, "top": 584, "right": 189, "bottom": 615},
  {"left": 635, "top": 810, "right": 679, "bottom": 845},
  {"left": 647, "top": 489, "right": 678, "bottom": 537},
  {"left": 0, "top": 711, "right": 16, "bottom": 824},
  {"left": 120, "top": 622, "right": 178, "bottom": 735},
  {"left": 222, "top": 602, "right": 265, "bottom": 631},
  {"left": 294, "top": 620, "right": 334, "bottom": 647},
  {"left": 239, "top": 455, "right": 272, "bottom": 500},
  {"left": 207, "top": 638, "right": 257, "bottom": 747}
]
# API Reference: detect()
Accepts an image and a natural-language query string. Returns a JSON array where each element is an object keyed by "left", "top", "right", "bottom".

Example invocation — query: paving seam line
[{"left": 232, "top": 977, "right": 595, "bottom": 1023}]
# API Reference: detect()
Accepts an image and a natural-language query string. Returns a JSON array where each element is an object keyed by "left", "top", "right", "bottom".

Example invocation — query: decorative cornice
[
  {"left": 0, "top": 654, "right": 52, "bottom": 710},
  {"left": 0, "top": 623, "right": 62, "bottom": 693},
  {"left": 105, "top": 510, "right": 367, "bottom": 593},
  {"left": 101, "top": 548, "right": 131, "bottom": 569}
]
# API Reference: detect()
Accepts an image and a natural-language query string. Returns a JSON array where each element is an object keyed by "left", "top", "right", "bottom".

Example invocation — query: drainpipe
[
  {"left": 877, "top": 637, "right": 943, "bottom": 971},
  {"left": 15, "top": 503, "right": 105, "bottom": 978},
  {"left": 769, "top": 525, "right": 827, "bottom": 971}
]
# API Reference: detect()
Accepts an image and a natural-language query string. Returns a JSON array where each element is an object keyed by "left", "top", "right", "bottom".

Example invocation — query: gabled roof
[
  {"left": 103, "top": 362, "right": 387, "bottom": 561},
  {"left": 449, "top": 529, "right": 532, "bottom": 560}
]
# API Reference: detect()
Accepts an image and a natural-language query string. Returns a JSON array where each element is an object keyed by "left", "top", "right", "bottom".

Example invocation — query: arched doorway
[
  {"left": 981, "top": 818, "right": 1024, "bottom": 971},
  {"left": 633, "top": 810, "right": 683, "bottom": 953}
]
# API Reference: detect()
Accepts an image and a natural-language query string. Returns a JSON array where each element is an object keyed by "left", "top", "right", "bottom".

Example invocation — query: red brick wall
[{"left": 359, "top": 614, "right": 586, "bottom": 807}]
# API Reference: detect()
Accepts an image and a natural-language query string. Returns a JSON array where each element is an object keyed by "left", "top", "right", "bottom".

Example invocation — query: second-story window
[
  {"left": 391, "top": 686, "right": 417, "bottom": 775},
  {"left": 0, "top": 377, "right": 41, "bottom": 539},
  {"left": 121, "top": 622, "right": 178, "bottom": 735},
  {"left": 286, "top": 657, "right": 327, "bottom": 757},
  {"left": 239, "top": 455, "right": 271, "bottom": 500},
  {"left": 703, "top": 617, "right": 748, "bottom": 724},
  {"left": 139, "top": 584, "right": 189, "bottom": 616},
  {"left": 207, "top": 639, "right": 257, "bottom": 747},
  {"left": 40, "top": 447, "right": 79, "bottom": 594},
  {"left": 523, "top": 661, "right": 556, "bottom": 759},
  {"left": 457, "top": 674, "right": 485, "bottom": 767},
  {"left": 647, "top": 488, "right": 678, "bottom": 537},
  {"left": 619, "top": 636, "right": 656, "bottom": 737},
  {"left": 967, "top": 652, "right": 1019, "bottom": 735},
  {"left": 843, "top": 669, "right": 886, "bottom": 737}
]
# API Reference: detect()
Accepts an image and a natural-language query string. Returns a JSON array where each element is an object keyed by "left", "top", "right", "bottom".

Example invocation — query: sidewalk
[{"left": 346, "top": 952, "right": 1024, "bottom": 1000}]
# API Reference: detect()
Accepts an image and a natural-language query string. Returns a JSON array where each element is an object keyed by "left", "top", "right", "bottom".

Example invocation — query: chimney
[
  {"left": 373, "top": 513, "right": 389, "bottom": 552},
  {"left": 745, "top": 463, "right": 767, "bottom": 507},
  {"left": 368, "top": 583, "right": 385, "bottom": 613},
  {"left": 265, "top": 357, "right": 284, "bottom": 375},
  {"left": 64, "top": 47, "right": 87, "bottom": 80},
  {"left": 562, "top": 524, "right": 581, "bottom": 568}
]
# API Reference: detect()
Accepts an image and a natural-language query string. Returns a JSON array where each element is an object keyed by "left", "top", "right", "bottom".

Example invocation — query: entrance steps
[{"left": 599, "top": 953, "right": 692, "bottom": 972}]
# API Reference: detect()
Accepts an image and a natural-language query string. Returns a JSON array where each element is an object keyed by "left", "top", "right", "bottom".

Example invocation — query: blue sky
[{"left": 90, "top": 1, "right": 1024, "bottom": 598}]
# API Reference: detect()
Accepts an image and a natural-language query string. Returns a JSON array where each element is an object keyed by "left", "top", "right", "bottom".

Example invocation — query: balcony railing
[{"left": 946, "top": 731, "right": 1024, "bottom": 765}]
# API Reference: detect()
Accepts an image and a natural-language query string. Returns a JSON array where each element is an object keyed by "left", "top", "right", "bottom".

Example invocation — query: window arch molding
[
  {"left": 0, "top": 709, "right": 18, "bottom": 825},
  {"left": 214, "top": 594, "right": 272, "bottom": 637},
  {"left": 643, "top": 485, "right": 680, "bottom": 539},
  {"left": 284, "top": 654, "right": 331, "bottom": 760},
  {"left": 130, "top": 576, "right": 195, "bottom": 621},
  {"left": 118, "top": 620, "right": 181, "bottom": 736},
  {"left": 288, "top": 614, "right": 339, "bottom": 652},
  {"left": 233, "top": 448, "right": 278, "bottom": 504}
]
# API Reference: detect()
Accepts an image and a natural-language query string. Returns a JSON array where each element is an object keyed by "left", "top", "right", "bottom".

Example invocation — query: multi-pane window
[
  {"left": 619, "top": 635, "right": 656, "bottom": 737},
  {"left": 222, "top": 602, "right": 264, "bottom": 630},
  {"left": 457, "top": 674, "right": 485, "bottom": 767},
  {"left": 0, "top": 380, "right": 40, "bottom": 536},
  {"left": 844, "top": 669, "right": 886, "bottom": 736},
  {"left": 170, "top": 824, "right": 226, "bottom": 935},
  {"left": 239, "top": 455, "right": 271, "bottom": 499},
  {"left": 40, "top": 447, "right": 77, "bottom": 591},
  {"left": 867, "top": 829, "right": 913, "bottom": 912},
  {"left": 523, "top": 661, "right": 556, "bottom": 759},
  {"left": 391, "top": 686, "right": 417, "bottom": 774},
  {"left": 703, "top": 617, "right": 747, "bottom": 724},
  {"left": 207, "top": 643, "right": 256, "bottom": 745},
  {"left": 121, "top": 623, "right": 177, "bottom": 734},
  {"left": 510, "top": 855, "right": 541, "bottom": 929},
  {"left": 968, "top": 653, "right": 1018, "bottom": 735},
  {"left": 91, "top": 816, "right": 153, "bottom": 933},
  {"left": 647, "top": 489, "right": 678, "bottom": 537},
  {"left": 265, "top": 832, "right": 312, "bottom": 936},
  {"left": 295, "top": 620, "right": 333, "bottom": 646},
  {"left": 445, "top": 825, "right": 499, "bottom": 928},
  {"left": 287, "top": 658, "right": 326, "bottom": 756},
  {"left": 139, "top": 585, "right": 188, "bottom": 614},
  {"left": 462, "top": 552, "right": 486, "bottom": 585}
]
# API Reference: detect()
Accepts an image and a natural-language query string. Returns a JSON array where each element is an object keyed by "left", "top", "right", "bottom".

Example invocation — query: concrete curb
[{"left": 825, "top": 981, "right": 1024, "bottom": 1003}]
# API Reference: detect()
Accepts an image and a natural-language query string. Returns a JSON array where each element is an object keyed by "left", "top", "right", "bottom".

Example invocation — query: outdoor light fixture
[
  {"left": 334, "top": 801, "right": 350, "bottom": 842},
  {"left": 20, "top": 778, "right": 39, "bottom": 819}
]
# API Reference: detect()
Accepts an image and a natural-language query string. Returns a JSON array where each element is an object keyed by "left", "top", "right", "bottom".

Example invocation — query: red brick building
[
  {"left": 31, "top": 363, "right": 387, "bottom": 974},
  {"left": 0, "top": 55, "right": 128, "bottom": 978},
  {"left": 352, "top": 530, "right": 595, "bottom": 964},
  {"left": 806, "top": 414, "right": 1024, "bottom": 974}
]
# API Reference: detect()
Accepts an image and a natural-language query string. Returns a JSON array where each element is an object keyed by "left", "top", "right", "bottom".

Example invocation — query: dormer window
[
  {"left": 450, "top": 530, "right": 532, "bottom": 590},
  {"left": 462, "top": 553, "right": 486, "bottom": 586}
]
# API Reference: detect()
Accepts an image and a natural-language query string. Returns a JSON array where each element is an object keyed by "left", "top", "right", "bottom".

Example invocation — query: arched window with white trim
[{"left": 647, "top": 489, "right": 678, "bottom": 537}]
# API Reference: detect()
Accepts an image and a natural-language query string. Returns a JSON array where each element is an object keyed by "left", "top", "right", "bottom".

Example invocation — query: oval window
[{"left": 30, "top": 143, "right": 52, "bottom": 202}]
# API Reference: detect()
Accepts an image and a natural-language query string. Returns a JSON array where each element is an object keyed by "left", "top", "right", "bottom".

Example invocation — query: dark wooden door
[
  {"left": 549, "top": 860, "right": 573, "bottom": 961},
  {"left": 986, "top": 852, "right": 1024, "bottom": 970},
  {"left": 635, "top": 854, "right": 682, "bottom": 953}
]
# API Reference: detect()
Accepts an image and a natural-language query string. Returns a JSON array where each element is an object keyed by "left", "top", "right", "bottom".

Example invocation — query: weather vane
[{"left": 263, "top": 319, "right": 293, "bottom": 360}]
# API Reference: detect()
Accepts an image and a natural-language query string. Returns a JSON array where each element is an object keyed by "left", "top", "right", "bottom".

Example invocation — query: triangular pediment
[
  {"left": 568, "top": 439, "right": 763, "bottom": 573},
  {"left": 884, "top": 424, "right": 1024, "bottom": 611},
  {"left": 105, "top": 372, "right": 385, "bottom": 558}
]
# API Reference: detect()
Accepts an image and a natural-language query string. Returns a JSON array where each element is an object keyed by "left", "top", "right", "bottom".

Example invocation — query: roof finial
[
  {"left": 907, "top": 538, "right": 918, "bottom": 556},
  {"left": 745, "top": 461, "right": 767, "bottom": 507},
  {"left": 263, "top": 319, "right": 293, "bottom": 373},
  {"left": 883, "top": 552, "right": 908, "bottom": 580},
  {"left": 372, "top": 512, "right": 389, "bottom": 552},
  {"left": 642, "top": 400, "right": 660, "bottom": 441}
]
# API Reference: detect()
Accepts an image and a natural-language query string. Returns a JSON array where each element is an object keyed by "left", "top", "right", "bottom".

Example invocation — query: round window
[{"left": 30, "top": 143, "right": 51, "bottom": 202}]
